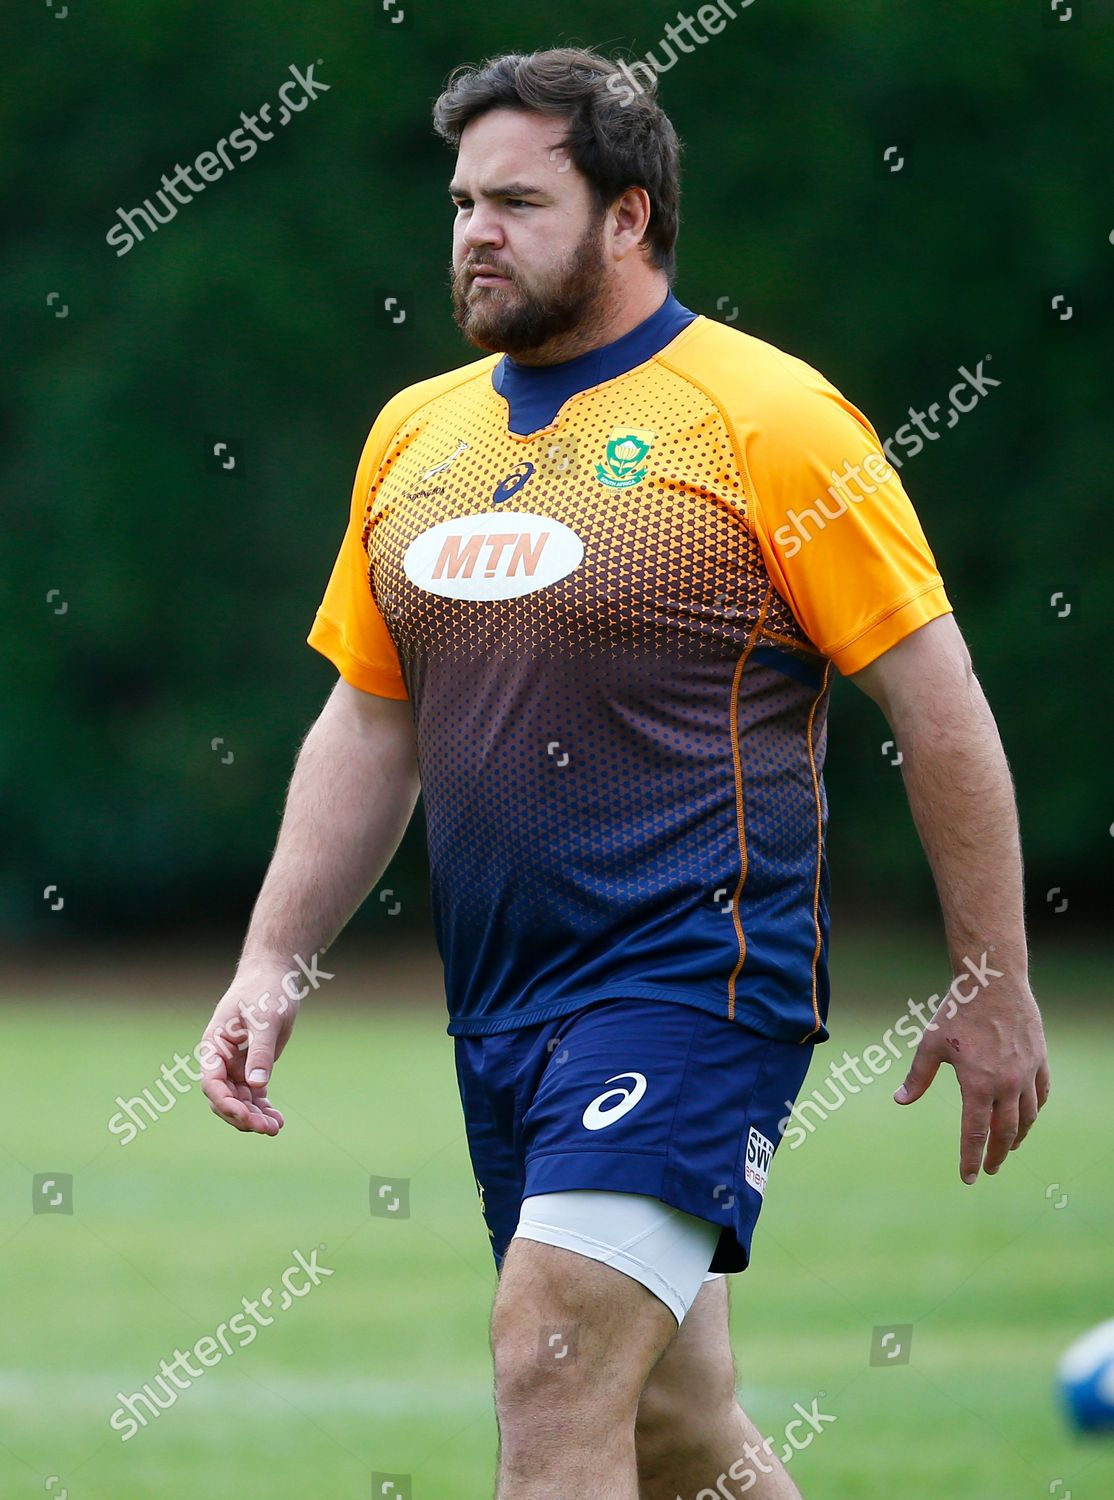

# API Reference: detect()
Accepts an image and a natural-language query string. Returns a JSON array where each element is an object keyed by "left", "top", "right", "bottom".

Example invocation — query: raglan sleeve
[
  {"left": 740, "top": 355, "right": 953, "bottom": 675},
  {"left": 306, "top": 409, "right": 408, "bottom": 700}
]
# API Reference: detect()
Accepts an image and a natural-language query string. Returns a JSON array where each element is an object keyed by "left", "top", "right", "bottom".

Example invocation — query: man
[{"left": 200, "top": 46, "right": 1050, "bottom": 1500}]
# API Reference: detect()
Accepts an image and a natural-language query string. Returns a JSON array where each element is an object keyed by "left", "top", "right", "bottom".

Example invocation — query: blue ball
[{"left": 1059, "top": 1319, "right": 1114, "bottom": 1433}]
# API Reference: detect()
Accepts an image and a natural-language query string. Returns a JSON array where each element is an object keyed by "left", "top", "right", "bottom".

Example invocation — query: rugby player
[{"left": 200, "top": 46, "right": 1050, "bottom": 1499}]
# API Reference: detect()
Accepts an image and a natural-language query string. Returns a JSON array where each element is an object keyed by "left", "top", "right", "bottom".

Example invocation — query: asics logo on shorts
[{"left": 581, "top": 1072, "right": 648, "bottom": 1131}]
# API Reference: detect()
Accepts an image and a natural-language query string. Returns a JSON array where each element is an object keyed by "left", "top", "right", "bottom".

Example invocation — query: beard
[{"left": 450, "top": 212, "right": 611, "bottom": 360}]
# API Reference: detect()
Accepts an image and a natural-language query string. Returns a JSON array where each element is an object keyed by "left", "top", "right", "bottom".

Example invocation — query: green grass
[{"left": 1, "top": 939, "right": 1111, "bottom": 1498}]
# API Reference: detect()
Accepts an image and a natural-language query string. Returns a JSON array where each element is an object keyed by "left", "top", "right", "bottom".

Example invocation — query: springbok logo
[
  {"left": 595, "top": 427, "right": 656, "bottom": 490},
  {"left": 421, "top": 439, "right": 469, "bottom": 480},
  {"left": 402, "top": 511, "right": 584, "bottom": 600}
]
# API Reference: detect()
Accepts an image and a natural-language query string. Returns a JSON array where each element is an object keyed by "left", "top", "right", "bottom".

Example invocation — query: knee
[
  {"left": 493, "top": 1311, "right": 610, "bottom": 1417},
  {"left": 492, "top": 1318, "right": 622, "bottom": 1472},
  {"left": 490, "top": 1240, "right": 676, "bottom": 1460},
  {"left": 491, "top": 1283, "right": 642, "bottom": 1444}
]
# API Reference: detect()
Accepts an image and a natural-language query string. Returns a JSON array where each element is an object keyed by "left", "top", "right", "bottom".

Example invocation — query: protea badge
[{"left": 595, "top": 428, "right": 656, "bottom": 489}]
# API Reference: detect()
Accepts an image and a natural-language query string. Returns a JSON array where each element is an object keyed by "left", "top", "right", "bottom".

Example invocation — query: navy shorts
[{"left": 453, "top": 997, "right": 816, "bottom": 1275}]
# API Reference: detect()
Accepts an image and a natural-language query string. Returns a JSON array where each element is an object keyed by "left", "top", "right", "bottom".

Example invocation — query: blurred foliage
[{"left": 2, "top": 0, "right": 1109, "bottom": 942}]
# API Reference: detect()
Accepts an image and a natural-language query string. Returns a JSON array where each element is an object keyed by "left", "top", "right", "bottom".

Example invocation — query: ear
[{"left": 609, "top": 186, "right": 652, "bottom": 260}]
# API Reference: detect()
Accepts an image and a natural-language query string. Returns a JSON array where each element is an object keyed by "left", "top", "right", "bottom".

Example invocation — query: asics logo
[
  {"left": 493, "top": 461, "right": 535, "bottom": 504},
  {"left": 581, "top": 1072, "right": 648, "bottom": 1131}
]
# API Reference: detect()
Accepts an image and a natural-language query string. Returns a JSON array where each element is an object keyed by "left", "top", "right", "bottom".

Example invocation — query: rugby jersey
[{"left": 308, "top": 293, "right": 952, "bottom": 1041}]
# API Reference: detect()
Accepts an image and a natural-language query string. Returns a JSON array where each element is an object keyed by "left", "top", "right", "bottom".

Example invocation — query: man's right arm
[{"left": 199, "top": 677, "right": 420, "bottom": 1134}]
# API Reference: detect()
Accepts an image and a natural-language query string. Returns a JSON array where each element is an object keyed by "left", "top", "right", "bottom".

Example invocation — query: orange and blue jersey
[{"left": 308, "top": 292, "right": 952, "bottom": 1042}]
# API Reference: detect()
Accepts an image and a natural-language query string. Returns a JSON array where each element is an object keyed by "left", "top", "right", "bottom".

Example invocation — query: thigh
[
  {"left": 643, "top": 1274, "right": 735, "bottom": 1402},
  {"left": 492, "top": 1234, "right": 679, "bottom": 1404},
  {"left": 513, "top": 1187, "right": 722, "bottom": 1324}
]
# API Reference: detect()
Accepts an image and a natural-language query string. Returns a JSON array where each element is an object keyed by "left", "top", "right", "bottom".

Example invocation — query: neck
[{"left": 507, "top": 276, "right": 672, "bottom": 367}]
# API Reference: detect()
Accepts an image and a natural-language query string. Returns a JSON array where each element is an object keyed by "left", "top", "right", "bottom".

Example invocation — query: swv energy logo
[{"left": 402, "top": 511, "right": 584, "bottom": 600}]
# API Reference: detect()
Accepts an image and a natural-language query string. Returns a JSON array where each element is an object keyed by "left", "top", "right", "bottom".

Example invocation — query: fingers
[
  {"left": 983, "top": 1094, "right": 1020, "bottom": 1175},
  {"left": 202, "top": 1074, "right": 250, "bottom": 1129},
  {"left": 200, "top": 1051, "right": 282, "bottom": 1135},
  {"left": 959, "top": 1087, "right": 993, "bottom": 1184},
  {"left": 1011, "top": 1085, "right": 1041, "bottom": 1151},
  {"left": 1012, "top": 1059, "right": 1050, "bottom": 1152},
  {"left": 1036, "top": 1061, "right": 1052, "bottom": 1108},
  {"left": 894, "top": 1042, "right": 941, "bottom": 1105},
  {"left": 962, "top": 1063, "right": 1049, "bottom": 1179},
  {"left": 205, "top": 1080, "right": 282, "bottom": 1134},
  {"left": 245, "top": 1036, "right": 277, "bottom": 1091},
  {"left": 256, "top": 1100, "right": 285, "bottom": 1128},
  {"left": 230, "top": 1080, "right": 283, "bottom": 1135}
]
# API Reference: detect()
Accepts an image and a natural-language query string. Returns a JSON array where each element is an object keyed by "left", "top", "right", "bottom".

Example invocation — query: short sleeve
[
  {"left": 307, "top": 414, "right": 408, "bottom": 699},
  {"left": 740, "top": 356, "right": 953, "bottom": 675}
]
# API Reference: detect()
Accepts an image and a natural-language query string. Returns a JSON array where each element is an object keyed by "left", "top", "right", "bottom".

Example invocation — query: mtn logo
[{"left": 402, "top": 511, "right": 584, "bottom": 600}]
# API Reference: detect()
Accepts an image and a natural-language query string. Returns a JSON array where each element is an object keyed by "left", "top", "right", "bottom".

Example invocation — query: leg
[
  {"left": 635, "top": 1278, "right": 804, "bottom": 1500},
  {"left": 491, "top": 1236, "right": 678, "bottom": 1499}
]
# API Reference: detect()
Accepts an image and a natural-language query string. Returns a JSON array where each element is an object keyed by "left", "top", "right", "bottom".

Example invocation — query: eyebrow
[{"left": 448, "top": 181, "right": 549, "bottom": 200}]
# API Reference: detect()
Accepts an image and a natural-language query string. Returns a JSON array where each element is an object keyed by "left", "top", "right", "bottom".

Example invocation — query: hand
[
  {"left": 199, "top": 967, "right": 299, "bottom": 1135},
  {"left": 894, "top": 979, "right": 1050, "bottom": 1183}
]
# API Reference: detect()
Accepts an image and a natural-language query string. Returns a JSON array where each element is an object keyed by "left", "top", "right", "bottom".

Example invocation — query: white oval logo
[
  {"left": 581, "top": 1072, "right": 648, "bottom": 1132},
  {"left": 402, "top": 510, "right": 584, "bottom": 600}
]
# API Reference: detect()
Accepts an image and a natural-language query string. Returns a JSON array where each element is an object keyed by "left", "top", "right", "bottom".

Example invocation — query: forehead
[{"left": 454, "top": 107, "right": 577, "bottom": 185}]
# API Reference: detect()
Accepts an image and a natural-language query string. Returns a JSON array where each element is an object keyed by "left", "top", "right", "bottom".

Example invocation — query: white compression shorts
[{"left": 511, "top": 1189, "right": 725, "bottom": 1324}]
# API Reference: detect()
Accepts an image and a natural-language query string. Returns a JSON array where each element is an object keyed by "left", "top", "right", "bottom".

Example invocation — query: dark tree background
[{"left": 3, "top": 0, "right": 1109, "bottom": 947}]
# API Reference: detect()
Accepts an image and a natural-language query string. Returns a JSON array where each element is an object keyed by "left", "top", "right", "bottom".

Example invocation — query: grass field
[{"left": 2, "top": 935, "right": 1111, "bottom": 1498}]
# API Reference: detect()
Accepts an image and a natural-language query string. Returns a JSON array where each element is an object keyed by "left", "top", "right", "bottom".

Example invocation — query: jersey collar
[{"left": 492, "top": 290, "right": 698, "bottom": 436}]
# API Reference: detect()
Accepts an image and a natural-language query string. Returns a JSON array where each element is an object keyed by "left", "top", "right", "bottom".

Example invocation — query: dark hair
[{"left": 432, "top": 47, "right": 682, "bottom": 281}]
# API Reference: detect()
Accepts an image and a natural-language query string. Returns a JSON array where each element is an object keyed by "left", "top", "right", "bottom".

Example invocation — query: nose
[{"left": 460, "top": 201, "right": 505, "bottom": 252}]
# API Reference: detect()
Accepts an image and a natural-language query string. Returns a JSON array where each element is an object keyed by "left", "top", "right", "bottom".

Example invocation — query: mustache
[{"left": 462, "top": 259, "right": 516, "bottom": 282}]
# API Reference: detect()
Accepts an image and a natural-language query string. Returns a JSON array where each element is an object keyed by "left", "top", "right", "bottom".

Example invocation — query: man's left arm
[{"left": 848, "top": 613, "right": 1051, "bottom": 1184}]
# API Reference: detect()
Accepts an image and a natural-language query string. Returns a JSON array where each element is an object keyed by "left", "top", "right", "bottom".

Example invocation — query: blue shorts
[{"left": 453, "top": 997, "right": 816, "bottom": 1275}]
